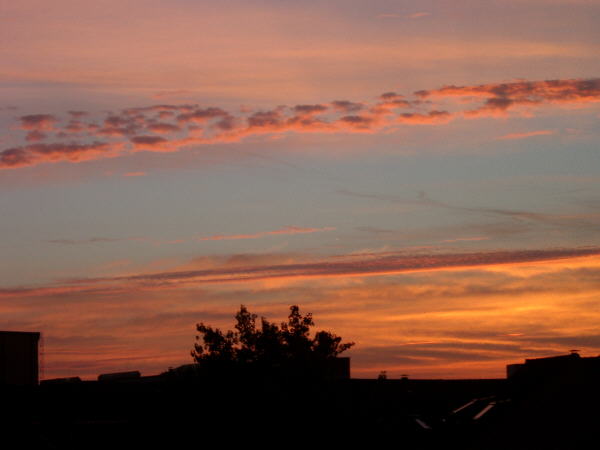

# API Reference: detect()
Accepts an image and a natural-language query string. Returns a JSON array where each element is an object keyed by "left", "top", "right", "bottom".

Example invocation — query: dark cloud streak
[{"left": 67, "top": 246, "right": 600, "bottom": 287}]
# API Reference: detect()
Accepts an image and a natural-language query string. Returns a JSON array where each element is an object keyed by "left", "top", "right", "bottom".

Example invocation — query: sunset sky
[{"left": 2, "top": 0, "right": 600, "bottom": 379}]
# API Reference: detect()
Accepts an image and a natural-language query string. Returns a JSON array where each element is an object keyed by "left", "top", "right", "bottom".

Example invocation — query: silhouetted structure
[
  {"left": 98, "top": 371, "right": 141, "bottom": 382},
  {"left": 506, "top": 351, "right": 600, "bottom": 380},
  {"left": 0, "top": 331, "right": 40, "bottom": 385},
  {"left": 40, "top": 376, "right": 82, "bottom": 385},
  {"left": 5, "top": 343, "right": 600, "bottom": 449},
  {"left": 324, "top": 355, "right": 350, "bottom": 379},
  {"left": 165, "top": 357, "right": 350, "bottom": 380}
]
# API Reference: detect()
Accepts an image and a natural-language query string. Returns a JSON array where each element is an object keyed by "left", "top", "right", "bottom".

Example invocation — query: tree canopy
[{"left": 191, "top": 305, "right": 354, "bottom": 367}]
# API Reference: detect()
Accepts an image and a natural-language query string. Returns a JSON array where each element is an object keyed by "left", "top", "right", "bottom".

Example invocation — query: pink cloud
[
  {"left": 176, "top": 107, "right": 229, "bottom": 124},
  {"left": 408, "top": 12, "right": 431, "bottom": 19},
  {"left": 147, "top": 123, "right": 181, "bottom": 134},
  {"left": 416, "top": 78, "right": 600, "bottom": 116},
  {"left": 292, "top": 104, "right": 328, "bottom": 116},
  {"left": 123, "top": 171, "right": 146, "bottom": 177},
  {"left": 497, "top": 130, "right": 555, "bottom": 140},
  {"left": 0, "top": 141, "right": 121, "bottom": 169},
  {"left": 64, "top": 120, "right": 86, "bottom": 133},
  {"left": 25, "top": 130, "right": 47, "bottom": 142},
  {"left": 330, "top": 100, "right": 364, "bottom": 113},
  {"left": 2, "top": 77, "right": 598, "bottom": 170},
  {"left": 336, "top": 115, "right": 377, "bottom": 130},
  {"left": 371, "top": 92, "right": 412, "bottom": 116},
  {"left": 95, "top": 114, "right": 146, "bottom": 137},
  {"left": 130, "top": 135, "right": 170, "bottom": 150},
  {"left": 396, "top": 110, "right": 453, "bottom": 124},
  {"left": 19, "top": 114, "right": 57, "bottom": 130}
]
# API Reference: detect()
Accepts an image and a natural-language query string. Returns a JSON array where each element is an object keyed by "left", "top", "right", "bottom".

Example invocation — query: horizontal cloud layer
[
  {"left": 83, "top": 246, "right": 600, "bottom": 287},
  {"left": 2, "top": 77, "right": 599, "bottom": 170},
  {"left": 3, "top": 246, "right": 599, "bottom": 298}
]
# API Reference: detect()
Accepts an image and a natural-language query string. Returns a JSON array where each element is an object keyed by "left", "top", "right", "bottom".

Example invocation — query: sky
[{"left": 2, "top": 0, "right": 600, "bottom": 380}]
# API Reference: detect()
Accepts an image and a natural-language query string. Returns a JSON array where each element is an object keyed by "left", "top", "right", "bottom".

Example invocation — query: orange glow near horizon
[{"left": 2, "top": 251, "right": 598, "bottom": 380}]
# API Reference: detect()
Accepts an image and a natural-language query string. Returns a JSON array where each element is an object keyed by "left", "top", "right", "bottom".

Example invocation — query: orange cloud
[
  {"left": 396, "top": 110, "right": 453, "bottom": 124},
  {"left": 147, "top": 123, "right": 181, "bottom": 134},
  {"left": 416, "top": 78, "right": 600, "bottom": 116},
  {"left": 336, "top": 115, "right": 377, "bottom": 130},
  {"left": 497, "top": 130, "right": 555, "bottom": 140},
  {"left": 19, "top": 114, "right": 57, "bottom": 130},
  {"left": 34, "top": 246, "right": 600, "bottom": 292},
  {"left": 330, "top": 100, "right": 364, "bottom": 113},
  {"left": 2, "top": 78, "right": 599, "bottom": 170},
  {"left": 176, "top": 107, "right": 230, "bottom": 124},
  {"left": 95, "top": 114, "right": 146, "bottom": 137},
  {"left": 123, "top": 171, "right": 146, "bottom": 177},
  {"left": 3, "top": 247, "right": 597, "bottom": 303},
  {"left": 408, "top": 12, "right": 431, "bottom": 19},
  {"left": 25, "top": 130, "right": 47, "bottom": 142},
  {"left": 130, "top": 135, "right": 170, "bottom": 150},
  {"left": 0, "top": 141, "right": 122, "bottom": 169},
  {"left": 292, "top": 104, "right": 329, "bottom": 116}
]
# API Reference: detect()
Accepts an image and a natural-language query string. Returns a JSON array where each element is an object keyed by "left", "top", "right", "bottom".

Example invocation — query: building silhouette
[
  {"left": 506, "top": 351, "right": 600, "bottom": 380},
  {"left": 0, "top": 331, "right": 40, "bottom": 385}
]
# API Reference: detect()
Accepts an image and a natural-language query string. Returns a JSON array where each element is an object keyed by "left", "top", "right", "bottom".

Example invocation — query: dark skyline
[{"left": 1, "top": 0, "right": 600, "bottom": 380}]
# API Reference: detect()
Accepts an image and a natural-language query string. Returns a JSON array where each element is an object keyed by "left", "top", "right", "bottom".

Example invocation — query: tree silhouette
[{"left": 192, "top": 305, "right": 354, "bottom": 367}]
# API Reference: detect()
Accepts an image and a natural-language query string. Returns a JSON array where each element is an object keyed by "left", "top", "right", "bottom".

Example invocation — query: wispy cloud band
[{"left": 3, "top": 246, "right": 599, "bottom": 298}]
